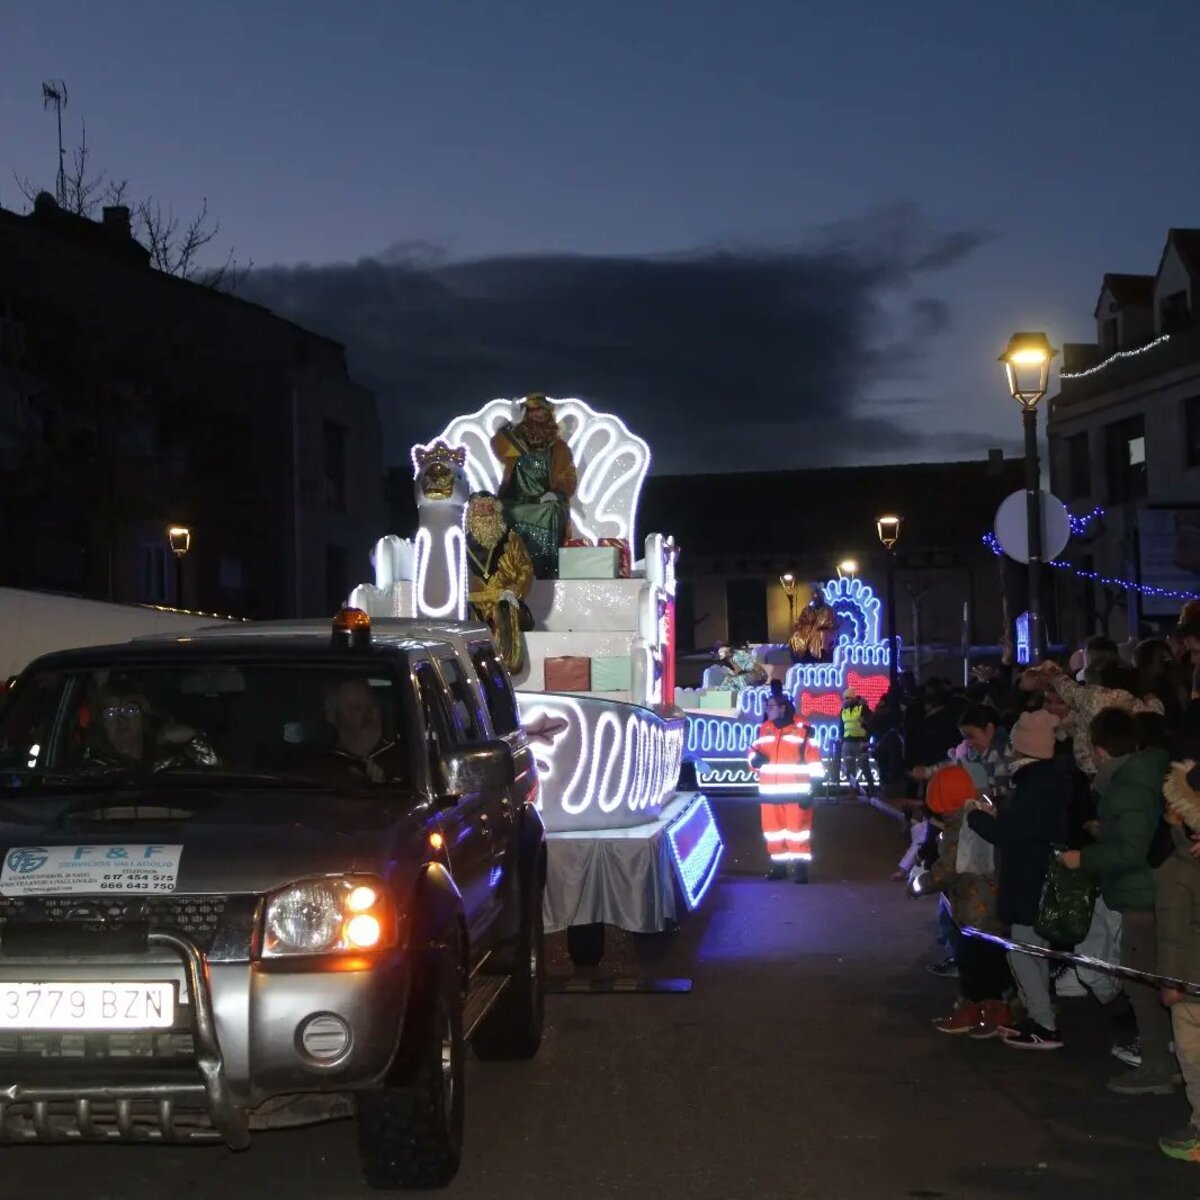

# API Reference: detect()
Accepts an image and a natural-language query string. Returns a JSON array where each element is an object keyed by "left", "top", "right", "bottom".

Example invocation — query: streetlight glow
[
  {"left": 837, "top": 559, "right": 858, "bottom": 579},
  {"left": 167, "top": 525, "right": 192, "bottom": 557},
  {"left": 876, "top": 515, "right": 902, "bottom": 550},
  {"left": 1000, "top": 331, "right": 1058, "bottom": 411}
]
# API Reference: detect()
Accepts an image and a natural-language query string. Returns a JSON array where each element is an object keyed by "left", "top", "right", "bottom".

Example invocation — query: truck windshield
[{"left": 0, "top": 662, "right": 411, "bottom": 794}]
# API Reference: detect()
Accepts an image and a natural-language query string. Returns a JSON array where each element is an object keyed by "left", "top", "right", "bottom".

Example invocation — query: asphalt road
[{"left": 2, "top": 799, "right": 1198, "bottom": 1199}]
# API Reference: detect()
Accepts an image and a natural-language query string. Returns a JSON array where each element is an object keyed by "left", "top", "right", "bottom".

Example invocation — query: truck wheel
[
  {"left": 474, "top": 888, "right": 545, "bottom": 1061},
  {"left": 356, "top": 951, "right": 465, "bottom": 1190},
  {"left": 566, "top": 922, "right": 605, "bottom": 967}
]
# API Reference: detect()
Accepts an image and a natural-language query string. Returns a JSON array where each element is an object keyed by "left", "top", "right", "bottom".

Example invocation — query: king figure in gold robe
[{"left": 466, "top": 491, "right": 535, "bottom": 672}]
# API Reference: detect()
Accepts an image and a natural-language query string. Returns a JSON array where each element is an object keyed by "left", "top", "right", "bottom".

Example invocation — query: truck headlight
[{"left": 263, "top": 877, "right": 397, "bottom": 957}]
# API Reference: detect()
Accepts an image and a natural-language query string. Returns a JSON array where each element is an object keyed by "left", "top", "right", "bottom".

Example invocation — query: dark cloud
[{"left": 241, "top": 204, "right": 992, "bottom": 473}]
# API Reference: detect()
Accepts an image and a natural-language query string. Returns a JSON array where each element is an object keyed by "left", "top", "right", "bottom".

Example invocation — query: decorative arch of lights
[
  {"left": 432, "top": 396, "right": 652, "bottom": 547},
  {"left": 688, "top": 576, "right": 893, "bottom": 791}
]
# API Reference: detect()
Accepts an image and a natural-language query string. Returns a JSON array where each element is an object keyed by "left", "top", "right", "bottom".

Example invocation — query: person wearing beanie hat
[
  {"left": 968, "top": 710, "right": 1071, "bottom": 1050},
  {"left": 1010, "top": 709, "right": 1059, "bottom": 761},
  {"left": 911, "top": 763, "right": 1011, "bottom": 1037}
]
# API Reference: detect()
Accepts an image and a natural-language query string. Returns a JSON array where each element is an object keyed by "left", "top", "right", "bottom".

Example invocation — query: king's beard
[
  {"left": 467, "top": 507, "right": 507, "bottom": 550},
  {"left": 518, "top": 415, "right": 557, "bottom": 449}
]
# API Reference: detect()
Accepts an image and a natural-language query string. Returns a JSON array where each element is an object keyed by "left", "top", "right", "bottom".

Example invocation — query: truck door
[
  {"left": 413, "top": 660, "right": 494, "bottom": 945},
  {"left": 436, "top": 653, "right": 513, "bottom": 932}
]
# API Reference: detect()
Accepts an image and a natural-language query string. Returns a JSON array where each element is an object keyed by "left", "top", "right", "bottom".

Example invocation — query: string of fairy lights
[{"left": 982, "top": 504, "right": 1200, "bottom": 604}]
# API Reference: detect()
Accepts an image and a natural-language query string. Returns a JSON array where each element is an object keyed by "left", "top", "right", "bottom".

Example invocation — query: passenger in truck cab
[
  {"left": 325, "top": 677, "right": 406, "bottom": 784},
  {"left": 80, "top": 679, "right": 219, "bottom": 771}
]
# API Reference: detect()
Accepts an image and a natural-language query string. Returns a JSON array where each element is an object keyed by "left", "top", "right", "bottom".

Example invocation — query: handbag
[
  {"left": 1033, "top": 857, "right": 1097, "bottom": 949},
  {"left": 955, "top": 810, "right": 995, "bottom": 877}
]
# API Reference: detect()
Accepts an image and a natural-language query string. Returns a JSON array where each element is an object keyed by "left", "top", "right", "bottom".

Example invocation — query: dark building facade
[
  {"left": 640, "top": 453, "right": 1026, "bottom": 677},
  {"left": 0, "top": 194, "right": 383, "bottom": 618},
  {"left": 1047, "top": 228, "right": 1200, "bottom": 648}
]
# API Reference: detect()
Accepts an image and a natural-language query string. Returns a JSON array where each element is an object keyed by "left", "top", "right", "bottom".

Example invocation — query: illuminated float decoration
[
  {"left": 349, "top": 396, "right": 721, "bottom": 936},
  {"left": 683, "top": 574, "right": 892, "bottom": 792}
]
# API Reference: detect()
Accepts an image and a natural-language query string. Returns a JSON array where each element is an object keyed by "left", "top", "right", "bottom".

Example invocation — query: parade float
[
  {"left": 679, "top": 575, "right": 893, "bottom": 793},
  {"left": 349, "top": 395, "right": 723, "bottom": 964}
]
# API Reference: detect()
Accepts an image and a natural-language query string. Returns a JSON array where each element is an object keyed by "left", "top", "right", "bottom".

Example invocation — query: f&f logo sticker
[{"left": 6, "top": 847, "right": 48, "bottom": 875}]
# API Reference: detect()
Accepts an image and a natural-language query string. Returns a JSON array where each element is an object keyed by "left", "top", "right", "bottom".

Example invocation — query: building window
[
  {"left": 1066, "top": 431, "right": 1091, "bottom": 500},
  {"left": 1185, "top": 395, "right": 1200, "bottom": 468},
  {"left": 138, "top": 542, "right": 171, "bottom": 604},
  {"left": 325, "top": 544, "right": 348, "bottom": 613},
  {"left": 726, "top": 578, "right": 768, "bottom": 645},
  {"left": 322, "top": 421, "right": 346, "bottom": 512},
  {"left": 1160, "top": 290, "right": 1191, "bottom": 334},
  {"left": 1104, "top": 415, "right": 1148, "bottom": 503}
]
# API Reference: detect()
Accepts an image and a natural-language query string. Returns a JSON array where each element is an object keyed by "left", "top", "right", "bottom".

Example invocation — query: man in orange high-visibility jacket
[{"left": 749, "top": 694, "right": 825, "bottom": 883}]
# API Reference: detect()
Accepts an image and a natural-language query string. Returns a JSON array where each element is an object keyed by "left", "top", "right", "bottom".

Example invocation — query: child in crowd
[
  {"left": 912, "top": 762, "right": 1012, "bottom": 1038},
  {"left": 968, "top": 709, "right": 1070, "bottom": 1049}
]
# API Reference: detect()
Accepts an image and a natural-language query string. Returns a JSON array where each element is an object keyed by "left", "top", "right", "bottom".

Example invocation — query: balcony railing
[{"left": 1052, "top": 323, "right": 1200, "bottom": 412}]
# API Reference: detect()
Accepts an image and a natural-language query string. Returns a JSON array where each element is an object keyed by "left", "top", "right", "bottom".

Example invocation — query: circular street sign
[{"left": 994, "top": 490, "right": 1071, "bottom": 564}]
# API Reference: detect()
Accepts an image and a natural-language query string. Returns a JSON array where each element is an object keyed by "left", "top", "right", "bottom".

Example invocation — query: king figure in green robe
[{"left": 490, "top": 394, "right": 578, "bottom": 578}]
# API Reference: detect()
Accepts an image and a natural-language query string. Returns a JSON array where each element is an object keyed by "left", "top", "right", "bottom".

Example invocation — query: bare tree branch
[{"left": 11, "top": 118, "right": 248, "bottom": 292}]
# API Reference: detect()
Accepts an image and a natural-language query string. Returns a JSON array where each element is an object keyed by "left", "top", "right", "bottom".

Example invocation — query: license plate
[{"left": 0, "top": 983, "right": 175, "bottom": 1030}]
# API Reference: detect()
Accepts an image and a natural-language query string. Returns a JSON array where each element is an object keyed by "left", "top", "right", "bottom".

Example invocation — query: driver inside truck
[{"left": 325, "top": 677, "right": 406, "bottom": 784}]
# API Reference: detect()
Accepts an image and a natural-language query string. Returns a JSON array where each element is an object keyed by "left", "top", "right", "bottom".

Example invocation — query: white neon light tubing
[{"left": 413, "top": 524, "right": 466, "bottom": 620}]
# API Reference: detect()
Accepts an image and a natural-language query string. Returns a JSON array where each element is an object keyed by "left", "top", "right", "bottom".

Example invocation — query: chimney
[
  {"left": 987, "top": 448, "right": 1005, "bottom": 474},
  {"left": 102, "top": 205, "right": 131, "bottom": 239}
]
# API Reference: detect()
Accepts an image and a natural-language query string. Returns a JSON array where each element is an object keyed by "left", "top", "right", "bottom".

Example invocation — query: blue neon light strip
[{"left": 667, "top": 795, "right": 724, "bottom": 910}]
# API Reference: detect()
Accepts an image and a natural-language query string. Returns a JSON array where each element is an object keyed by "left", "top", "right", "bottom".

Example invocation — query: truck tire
[
  {"left": 473, "top": 888, "right": 545, "bottom": 1061},
  {"left": 566, "top": 921, "right": 605, "bottom": 967},
  {"left": 356, "top": 949, "right": 465, "bottom": 1190}
]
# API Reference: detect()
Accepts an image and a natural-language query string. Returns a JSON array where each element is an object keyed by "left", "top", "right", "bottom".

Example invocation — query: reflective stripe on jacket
[{"left": 749, "top": 719, "right": 825, "bottom": 797}]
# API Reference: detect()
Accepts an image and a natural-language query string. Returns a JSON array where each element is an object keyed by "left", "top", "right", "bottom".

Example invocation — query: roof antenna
[{"left": 41, "top": 80, "right": 68, "bottom": 205}]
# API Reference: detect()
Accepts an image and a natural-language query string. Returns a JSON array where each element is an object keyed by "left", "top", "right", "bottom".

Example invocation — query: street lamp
[
  {"left": 168, "top": 524, "right": 192, "bottom": 609},
  {"left": 779, "top": 572, "right": 798, "bottom": 630},
  {"left": 836, "top": 558, "right": 858, "bottom": 580},
  {"left": 876, "top": 514, "right": 902, "bottom": 686},
  {"left": 999, "top": 332, "right": 1058, "bottom": 664}
]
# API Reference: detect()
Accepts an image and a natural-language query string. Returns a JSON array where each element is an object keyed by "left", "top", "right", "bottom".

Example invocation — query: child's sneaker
[
  {"left": 1107, "top": 1064, "right": 1176, "bottom": 1096},
  {"left": 933, "top": 1000, "right": 982, "bottom": 1035},
  {"left": 1001, "top": 1019, "right": 1063, "bottom": 1050},
  {"left": 1159, "top": 1126, "right": 1200, "bottom": 1162},
  {"left": 969, "top": 1000, "right": 1014, "bottom": 1040},
  {"left": 1111, "top": 1037, "right": 1141, "bottom": 1068},
  {"left": 926, "top": 958, "right": 959, "bottom": 978}
]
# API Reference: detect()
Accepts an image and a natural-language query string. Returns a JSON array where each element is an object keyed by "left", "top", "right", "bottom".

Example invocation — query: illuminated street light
[
  {"left": 167, "top": 524, "right": 192, "bottom": 608},
  {"left": 999, "top": 332, "right": 1059, "bottom": 663},
  {"left": 837, "top": 558, "right": 858, "bottom": 579},
  {"left": 876, "top": 515, "right": 902, "bottom": 686},
  {"left": 779, "top": 572, "right": 798, "bottom": 629}
]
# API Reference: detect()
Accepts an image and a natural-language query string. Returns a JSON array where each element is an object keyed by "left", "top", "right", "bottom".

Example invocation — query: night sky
[{"left": 5, "top": 0, "right": 1200, "bottom": 473}]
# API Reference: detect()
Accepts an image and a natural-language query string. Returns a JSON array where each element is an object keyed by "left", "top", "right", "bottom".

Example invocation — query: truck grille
[{"left": 0, "top": 895, "right": 228, "bottom": 948}]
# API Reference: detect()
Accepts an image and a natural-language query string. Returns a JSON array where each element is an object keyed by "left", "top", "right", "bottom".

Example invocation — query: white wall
[{"left": 0, "top": 588, "right": 228, "bottom": 679}]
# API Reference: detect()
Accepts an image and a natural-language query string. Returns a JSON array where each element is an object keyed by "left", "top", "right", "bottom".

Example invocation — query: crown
[{"left": 411, "top": 439, "right": 467, "bottom": 474}]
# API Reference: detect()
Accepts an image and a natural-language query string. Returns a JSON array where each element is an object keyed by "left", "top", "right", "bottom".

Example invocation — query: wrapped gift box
[
  {"left": 597, "top": 538, "right": 631, "bottom": 578},
  {"left": 543, "top": 656, "right": 591, "bottom": 691},
  {"left": 698, "top": 690, "right": 738, "bottom": 711},
  {"left": 558, "top": 545, "right": 621, "bottom": 580},
  {"left": 591, "top": 655, "right": 633, "bottom": 692}
]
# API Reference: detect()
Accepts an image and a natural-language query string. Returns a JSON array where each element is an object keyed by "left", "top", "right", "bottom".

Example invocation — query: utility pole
[{"left": 41, "top": 81, "right": 69, "bottom": 205}]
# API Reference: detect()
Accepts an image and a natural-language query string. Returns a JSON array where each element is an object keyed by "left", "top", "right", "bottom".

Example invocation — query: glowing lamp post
[
  {"left": 779, "top": 572, "right": 798, "bottom": 630},
  {"left": 876, "top": 515, "right": 901, "bottom": 687},
  {"left": 836, "top": 558, "right": 858, "bottom": 580},
  {"left": 168, "top": 524, "right": 192, "bottom": 609},
  {"left": 999, "top": 332, "right": 1058, "bottom": 664}
]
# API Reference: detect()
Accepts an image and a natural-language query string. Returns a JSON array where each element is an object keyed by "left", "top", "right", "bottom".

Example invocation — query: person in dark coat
[{"left": 967, "top": 708, "right": 1069, "bottom": 1049}]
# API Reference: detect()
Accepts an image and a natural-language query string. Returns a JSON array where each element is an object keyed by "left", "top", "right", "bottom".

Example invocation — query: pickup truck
[{"left": 0, "top": 607, "right": 545, "bottom": 1190}]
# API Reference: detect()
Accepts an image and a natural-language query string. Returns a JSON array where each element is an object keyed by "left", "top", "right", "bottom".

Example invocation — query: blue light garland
[
  {"left": 666, "top": 795, "right": 724, "bottom": 909},
  {"left": 981, "top": 504, "right": 1200, "bottom": 602}
]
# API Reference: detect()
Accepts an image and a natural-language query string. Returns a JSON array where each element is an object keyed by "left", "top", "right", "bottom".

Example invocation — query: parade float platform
[
  {"left": 680, "top": 576, "right": 893, "bottom": 795},
  {"left": 349, "top": 396, "right": 724, "bottom": 961}
]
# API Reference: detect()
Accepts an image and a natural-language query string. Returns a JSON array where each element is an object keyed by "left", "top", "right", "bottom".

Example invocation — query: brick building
[{"left": 0, "top": 193, "right": 382, "bottom": 618}]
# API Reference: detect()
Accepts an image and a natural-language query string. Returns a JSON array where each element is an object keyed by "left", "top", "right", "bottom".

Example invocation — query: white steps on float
[{"left": 525, "top": 579, "right": 642, "bottom": 632}]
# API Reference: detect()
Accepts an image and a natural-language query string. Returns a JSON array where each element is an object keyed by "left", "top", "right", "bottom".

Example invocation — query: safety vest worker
[
  {"left": 748, "top": 695, "right": 824, "bottom": 883},
  {"left": 842, "top": 693, "right": 869, "bottom": 740}
]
